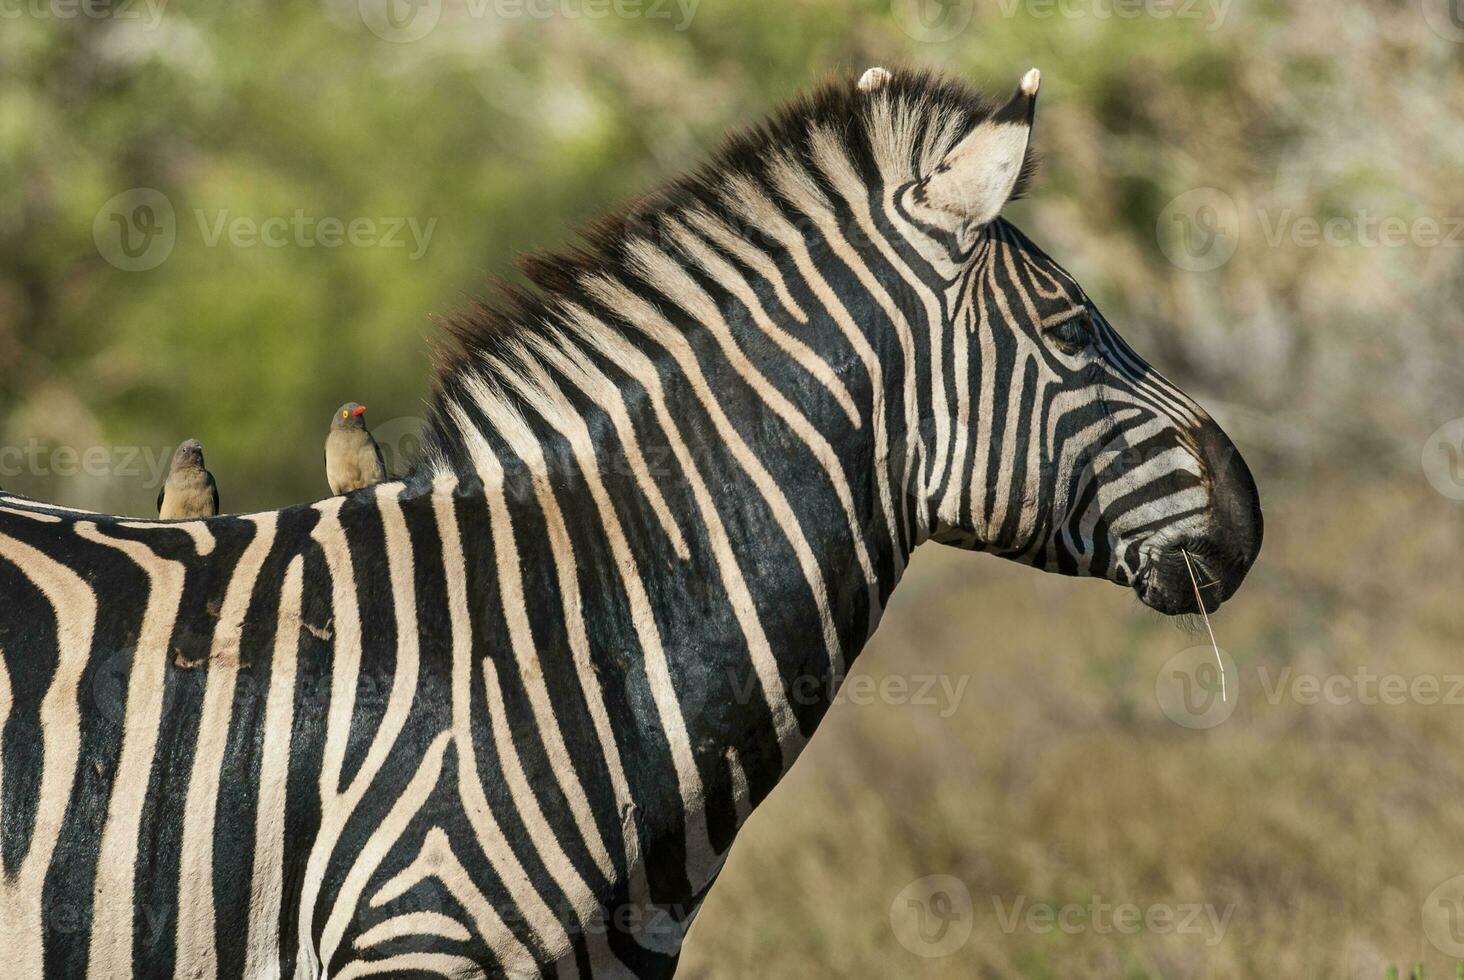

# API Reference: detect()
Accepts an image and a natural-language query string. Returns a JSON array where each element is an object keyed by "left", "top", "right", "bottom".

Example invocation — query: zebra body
[{"left": 0, "top": 67, "right": 1261, "bottom": 977}]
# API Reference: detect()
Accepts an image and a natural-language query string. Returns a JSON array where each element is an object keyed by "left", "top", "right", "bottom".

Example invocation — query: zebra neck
[
  {"left": 424, "top": 316, "right": 912, "bottom": 801},
  {"left": 435, "top": 368, "right": 903, "bottom": 669}
]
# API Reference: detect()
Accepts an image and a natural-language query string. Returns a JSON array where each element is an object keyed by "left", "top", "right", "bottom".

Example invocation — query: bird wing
[
  {"left": 326, "top": 440, "right": 344, "bottom": 495},
  {"left": 156, "top": 483, "right": 165, "bottom": 515},
  {"left": 370, "top": 434, "right": 386, "bottom": 480},
  {"left": 207, "top": 472, "right": 220, "bottom": 516}
]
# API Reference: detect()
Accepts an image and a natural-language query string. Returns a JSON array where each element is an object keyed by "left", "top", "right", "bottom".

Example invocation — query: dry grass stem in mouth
[{"left": 1181, "top": 548, "right": 1226, "bottom": 702}]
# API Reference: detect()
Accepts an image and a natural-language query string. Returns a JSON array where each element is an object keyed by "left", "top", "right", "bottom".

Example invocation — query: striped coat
[{"left": 0, "top": 66, "right": 1260, "bottom": 978}]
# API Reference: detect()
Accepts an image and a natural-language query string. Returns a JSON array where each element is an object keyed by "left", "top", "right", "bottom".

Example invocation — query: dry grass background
[{"left": 681, "top": 475, "right": 1464, "bottom": 978}]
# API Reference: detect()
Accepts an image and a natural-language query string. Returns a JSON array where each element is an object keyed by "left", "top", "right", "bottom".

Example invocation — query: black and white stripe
[{"left": 0, "top": 67, "right": 1260, "bottom": 978}]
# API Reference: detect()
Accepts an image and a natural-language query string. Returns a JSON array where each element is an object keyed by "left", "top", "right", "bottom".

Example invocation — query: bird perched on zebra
[
  {"left": 325, "top": 401, "right": 386, "bottom": 494},
  {"left": 155, "top": 438, "right": 219, "bottom": 519}
]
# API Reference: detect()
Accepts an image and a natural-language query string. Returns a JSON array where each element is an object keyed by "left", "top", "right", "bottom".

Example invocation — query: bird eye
[
  {"left": 1049, "top": 312, "right": 1093, "bottom": 355},
  {"left": 342, "top": 410, "right": 348, "bottom": 418}
]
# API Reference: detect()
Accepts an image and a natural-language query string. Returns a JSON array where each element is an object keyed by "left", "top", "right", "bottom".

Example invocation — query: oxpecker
[
  {"left": 326, "top": 402, "right": 386, "bottom": 495},
  {"left": 157, "top": 439, "right": 219, "bottom": 520}
]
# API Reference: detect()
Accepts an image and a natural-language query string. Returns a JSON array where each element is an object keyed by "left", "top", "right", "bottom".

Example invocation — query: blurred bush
[{"left": 3, "top": 0, "right": 1460, "bottom": 514}]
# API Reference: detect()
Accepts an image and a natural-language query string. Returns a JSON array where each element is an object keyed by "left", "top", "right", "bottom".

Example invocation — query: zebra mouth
[{"left": 1133, "top": 549, "right": 1224, "bottom": 616}]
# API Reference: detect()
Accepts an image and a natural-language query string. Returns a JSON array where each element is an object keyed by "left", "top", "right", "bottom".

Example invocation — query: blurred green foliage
[{"left": 4, "top": 0, "right": 1460, "bottom": 517}]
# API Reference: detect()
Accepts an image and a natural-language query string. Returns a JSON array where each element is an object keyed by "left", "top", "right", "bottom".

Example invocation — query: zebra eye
[{"left": 1049, "top": 312, "right": 1093, "bottom": 355}]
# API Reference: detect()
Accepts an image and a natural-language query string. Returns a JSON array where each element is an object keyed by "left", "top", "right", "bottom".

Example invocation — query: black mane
[{"left": 420, "top": 67, "right": 1036, "bottom": 475}]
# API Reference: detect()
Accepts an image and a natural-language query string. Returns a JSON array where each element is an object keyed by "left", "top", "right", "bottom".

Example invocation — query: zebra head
[{"left": 892, "top": 69, "right": 1262, "bottom": 613}]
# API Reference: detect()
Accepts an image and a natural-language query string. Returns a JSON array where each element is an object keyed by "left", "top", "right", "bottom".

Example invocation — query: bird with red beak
[{"left": 325, "top": 401, "right": 386, "bottom": 495}]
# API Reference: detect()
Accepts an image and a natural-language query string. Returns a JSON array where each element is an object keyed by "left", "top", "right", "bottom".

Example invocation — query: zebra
[{"left": 0, "top": 65, "right": 1261, "bottom": 977}]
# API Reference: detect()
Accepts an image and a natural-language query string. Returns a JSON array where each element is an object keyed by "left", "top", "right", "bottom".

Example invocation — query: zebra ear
[
  {"left": 858, "top": 66, "right": 892, "bottom": 92},
  {"left": 916, "top": 68, "right": 1040, "bottom": 227}
]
